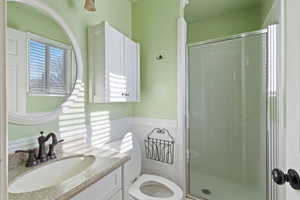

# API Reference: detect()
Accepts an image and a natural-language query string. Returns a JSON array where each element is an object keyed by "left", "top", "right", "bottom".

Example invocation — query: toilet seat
[{"left": 129, "top": 174, "right": 183, "bottom": 200}]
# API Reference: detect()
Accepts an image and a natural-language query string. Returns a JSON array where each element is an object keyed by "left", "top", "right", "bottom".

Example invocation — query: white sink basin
[{"left": 9, "top": 155, "right": 95, "bottom": 193}]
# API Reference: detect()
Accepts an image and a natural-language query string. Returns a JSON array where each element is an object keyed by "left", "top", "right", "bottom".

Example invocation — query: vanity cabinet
[
  {"left": 72, "top": 167, "right": 122, "bottom": 200},
  {"left": 88, "top": 22, "right": 140, "bottom": 103}
]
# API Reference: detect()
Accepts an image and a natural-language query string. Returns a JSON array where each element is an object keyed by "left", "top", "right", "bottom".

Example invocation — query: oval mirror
[{"left": 7, "top": 0, "right": 83, "bottom": 125}]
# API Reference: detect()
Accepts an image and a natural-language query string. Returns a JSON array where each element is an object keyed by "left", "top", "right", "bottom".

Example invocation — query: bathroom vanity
[
  {"left": 71, "top": 167, "right": 122, "bottom": 200},
  {"left": 8, "top": 146, "right": 130, "bottom": 200}
]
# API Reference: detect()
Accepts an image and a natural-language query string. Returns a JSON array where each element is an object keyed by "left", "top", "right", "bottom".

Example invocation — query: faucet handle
[
  {"left": 15, "top": 148, "right": 36, "bottom": 155},
  {"left": 15, "top": 148, "right": 39, "bottom": 168},
  {"left": 54, "top": 139, "right": 64, "bottom": 145},
  {"left": 47, "top": 139, "right": 64, "bottom": 160}
]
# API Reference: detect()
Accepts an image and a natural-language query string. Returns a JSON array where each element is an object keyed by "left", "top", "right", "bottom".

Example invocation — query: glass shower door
[{"left": 188, "top": 33, "right": 267, "bottom": 200}]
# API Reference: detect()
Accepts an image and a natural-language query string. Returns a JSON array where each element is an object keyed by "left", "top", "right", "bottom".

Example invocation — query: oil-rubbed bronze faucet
[
  {"left": 16, "top": 132, "right": 64, "bottom": 167},
  {"left": 46, "top": 132, "right": 64, "bottom": 160},
  {"left": 37, "top": 132, "right": 64, "bottom": 162},
  {"left": 37, "top": 131, "right": 48, "bottom": 163},
  {"left": 15, "top": 149, "right": 39, "bottom": 167}
]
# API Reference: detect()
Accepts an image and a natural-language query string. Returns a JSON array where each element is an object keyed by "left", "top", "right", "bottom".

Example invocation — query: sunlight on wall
[
  {"left": 100, "top": 132, "right": 134, "bottom": 158},
  {"left": 90, "top": 111, "right": 111, "bottom": 147},
  {"left": 109, "top": 72, "right": 127, "bottom": 102},
  {"left": 59, "top": 80, "right": 88, "bottom": 153},
  {"left": 120, "top": 132, "right": 133, "bottom": 153},
  {"left": 56, "top": 79, "right": 134, "bottom": 156}
]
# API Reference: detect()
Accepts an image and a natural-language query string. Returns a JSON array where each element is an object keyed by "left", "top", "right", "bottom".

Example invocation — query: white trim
[
  {"left": 27, "top": 32, "right": 72, "bottom": 50},
  {"left": 277, "top": 1, "right": 286, "bottom": 200},
  {"left": 8, "top": 135, "right": 38, "bottom": 153},
  {"left": 8, "top": 117, "right": 177, "bottom": 153},
  {"left": 28, "top": 93, "right": 67, "bottom": 97},
  {"left": 263, "top": 0, "right": 281, "bottom": 28},
  {"left": 9, "top": 117, "right": 133, "bottom": 153},
  {"left": 0, "top": 0, "right": 8, "bottom": 199},
  {"left": 267, "top": 24, "right": 280, "bottom": 200},
  {"left": 7, "top": 0, "right": 84, "bottom": 125},
  {"left": 177, "top": 17, "right": 187, "bottom": 192},
  {"left": 285, "top": 0, "right": 300, "bottom": 199},
  {"left": 136, "top": 43, "right": 141, "bottom": 102},
  {"left": 131, "top": 117, "right": 177, "bottom": 128}
]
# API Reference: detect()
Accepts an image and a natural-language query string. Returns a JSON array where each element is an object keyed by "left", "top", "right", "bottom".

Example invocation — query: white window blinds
[{"left": 28, "top": 39, "right": 67, "bottom": 95}]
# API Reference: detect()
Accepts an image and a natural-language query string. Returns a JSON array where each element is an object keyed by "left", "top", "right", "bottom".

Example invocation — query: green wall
[
  {"left": 261, "top": 0, "right": 275, "bottom": 21},
  {"left": 187, "top": 6, "right": 262, "bottom": 44},
  {"left": 132, "top": 0, "right": 179, "bottom": 119},
  {"left": 8, "top": 0, "right": 133, "bottom": 141},
  {"left": 8, "top": 2, "right": 70, "bottom": 44}
]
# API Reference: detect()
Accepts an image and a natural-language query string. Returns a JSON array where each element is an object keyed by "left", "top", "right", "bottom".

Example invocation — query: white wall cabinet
[
  {"left": 71, "top": 167, "right": 122, "bottom": 200},
  {"left": 88, "top": 22, "right": 140, "bottom": 103}
]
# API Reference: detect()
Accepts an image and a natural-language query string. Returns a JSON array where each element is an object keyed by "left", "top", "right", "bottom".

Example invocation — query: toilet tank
[
  {"left": 122, "top": 133, "right": 142, "bottom": 200},
  {"left": 105, "top": 132, "right": 141, "bottom": 200},
  {"left": 123, "top": 132, "right": 142, "bottom": 178}
]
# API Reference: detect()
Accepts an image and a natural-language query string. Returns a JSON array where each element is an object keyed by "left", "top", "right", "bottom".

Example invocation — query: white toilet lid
[{"left": 129, "top": 174, "right": 183, "bottom": 200}]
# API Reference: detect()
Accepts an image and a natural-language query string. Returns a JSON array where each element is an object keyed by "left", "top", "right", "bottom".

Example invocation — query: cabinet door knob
[{"left": 272, "top": 168, "right": 300, "bottom": 190}]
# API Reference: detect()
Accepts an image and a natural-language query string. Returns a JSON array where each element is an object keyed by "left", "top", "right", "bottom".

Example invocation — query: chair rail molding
[{"left": 0, "top": 0, "right": 8, "bottom": 199}]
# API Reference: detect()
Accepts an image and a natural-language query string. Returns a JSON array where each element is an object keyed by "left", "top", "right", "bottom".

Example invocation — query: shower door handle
[{"left": 272, "top": 168, "right": 300, "bottom": 190}]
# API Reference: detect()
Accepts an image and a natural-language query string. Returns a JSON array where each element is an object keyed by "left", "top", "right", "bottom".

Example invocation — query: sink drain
[{"left": 201, "top": 189, "right": 211, "bottom": 195}]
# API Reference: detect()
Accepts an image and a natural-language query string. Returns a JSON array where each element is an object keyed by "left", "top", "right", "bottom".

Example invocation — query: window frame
[{"left": 26, "top": 32, "right": 73, "bottom": 97}]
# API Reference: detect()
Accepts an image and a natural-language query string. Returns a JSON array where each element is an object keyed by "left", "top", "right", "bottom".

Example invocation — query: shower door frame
[
  {"left": 185, "top": 25, "right": 280, "bottom": 200},
  {"left": 0, "top": 0, "right": 8, "bottom": 199}
]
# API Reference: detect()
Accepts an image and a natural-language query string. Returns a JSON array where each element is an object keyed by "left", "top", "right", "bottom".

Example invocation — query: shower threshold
[{"left": 187, "top": 194, "right": 208, "bottom": 200}]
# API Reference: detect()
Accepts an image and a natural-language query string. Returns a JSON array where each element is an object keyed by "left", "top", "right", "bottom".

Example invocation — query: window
[{"left": 28, "top": 35, "right": 71, "bottom": 96}]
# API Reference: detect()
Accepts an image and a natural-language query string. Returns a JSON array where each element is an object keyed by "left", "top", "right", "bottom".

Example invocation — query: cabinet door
[
  {"left": 71, "top": 167, "right": 122, "bottom": 200},
  {"left": 106, "top": 26, "right": 126, "bottom": 102},
  {"left": 124, "top": 37, "right": 140, "bottom": 102},
  {"left": 88, "top": 24, "right": 106, "bottom": 103}
]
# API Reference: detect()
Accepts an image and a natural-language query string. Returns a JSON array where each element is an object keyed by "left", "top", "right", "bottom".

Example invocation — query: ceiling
[{"left": 185, "top": 0, "right": 262, "bottom": 23}]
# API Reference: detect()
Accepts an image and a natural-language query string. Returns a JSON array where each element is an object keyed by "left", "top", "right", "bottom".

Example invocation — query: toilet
[
  {"left": 106, "top": 133, "right": 183, "bottom": 200},
  {"left": 128, "top": 174, "right": 183, "bottom": 200}
]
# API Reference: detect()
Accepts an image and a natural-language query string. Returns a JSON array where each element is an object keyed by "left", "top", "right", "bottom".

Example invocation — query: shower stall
[{"left": 186, "top": 25, "right": 279, "bottom": 200}]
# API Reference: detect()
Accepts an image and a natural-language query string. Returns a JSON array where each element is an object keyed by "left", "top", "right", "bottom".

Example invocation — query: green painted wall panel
[
  {"left": 132, "top": 0, "right": 179, "bottom": 120},
  {"left": 7, "top": 2, "right": 70, "bottom": 44},
  {"left": 187, "top": 6, "right": 262, "bottom": 44},
  {"left": 261, "top": 0, "right": 275, "bottom": 21},
  {"left": 8, "top": 0, "right": 133, "bottom": 141}
]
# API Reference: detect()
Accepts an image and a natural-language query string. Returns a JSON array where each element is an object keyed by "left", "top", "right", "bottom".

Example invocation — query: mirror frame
[{"left": 7, "top": 0, "right": 84, "bottom": 125}]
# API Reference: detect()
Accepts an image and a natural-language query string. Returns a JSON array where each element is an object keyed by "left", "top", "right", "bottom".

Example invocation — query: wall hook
[{"left": 156, "top": 54, "right": 164, "bottom": 60}]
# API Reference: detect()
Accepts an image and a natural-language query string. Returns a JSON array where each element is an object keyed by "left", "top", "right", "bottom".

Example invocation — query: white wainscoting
[
  {"left": 9, "top": 117, "right": 132, "bottom": 153},
  {"left": 131, "top": 117, "right": 179, "bottom": 184},
  {"left": 8, "top": 117, "right": 180, "bottom": 185}
]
